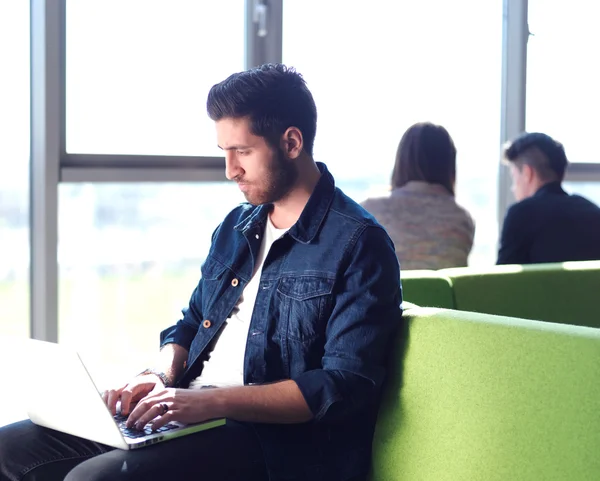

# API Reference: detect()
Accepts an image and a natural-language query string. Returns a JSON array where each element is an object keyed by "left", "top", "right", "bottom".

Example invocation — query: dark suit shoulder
[
  {"left": 569, "top": 194, "right": 600, "bottom": 211},
  {"left": 504, "top": 197, "right": 538, "bottom": 220},
  {"left": 501, "top": 187, "right": 600, "bottom": 264}
]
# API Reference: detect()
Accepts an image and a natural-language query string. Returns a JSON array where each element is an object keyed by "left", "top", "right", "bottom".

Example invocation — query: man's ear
[
  {"left": 281, "top": 127, "right": 303, "bottom": 159},
  {"left": 522, "top": 163, "right": 535, "bottom": 183}
]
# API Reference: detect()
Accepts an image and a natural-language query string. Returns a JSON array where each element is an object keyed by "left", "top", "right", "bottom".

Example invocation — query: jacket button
[
  {"left": 202, "top": 320, "right": 212, "bottom": 328},
  {"left": 231, "top": 278, "right": 239, "bottom": 287}
]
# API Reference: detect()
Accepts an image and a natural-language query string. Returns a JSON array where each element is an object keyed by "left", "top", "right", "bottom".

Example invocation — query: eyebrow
[{"left": 217, "top": 144, "right": 252, "bottom": 151}]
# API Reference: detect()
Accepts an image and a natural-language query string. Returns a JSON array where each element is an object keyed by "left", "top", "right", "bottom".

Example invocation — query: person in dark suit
[{"left": 497, "top": 132, "right": 600, "bottom": 265}]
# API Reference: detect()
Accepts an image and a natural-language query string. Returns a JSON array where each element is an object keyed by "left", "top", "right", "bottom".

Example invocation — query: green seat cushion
[
  {"left": 371, "top": 307, "right": 600, "bottom": 481},
  {"left": 400, "top": 270, "right": 455, "bottom": 309},
  {"left": 440, "top": 261, "right": 600, "bottom": 328}
]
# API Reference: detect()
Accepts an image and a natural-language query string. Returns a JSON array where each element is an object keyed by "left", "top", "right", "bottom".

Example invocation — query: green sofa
[
  {"left": 371, "top": 306, "right": 600, "bottom": 481},
  {"left": 400, "top": 270, "right": 454, "bottom": 309},
  {"left": 440, "top": 260, "right": 600, "bottom": 328},
  {"left": 399, "top": 261, "right": 600, "bottom": 329}
]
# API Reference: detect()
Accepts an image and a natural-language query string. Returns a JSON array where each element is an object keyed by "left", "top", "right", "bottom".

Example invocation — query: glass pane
[
  {"left": 563, "top": 182, "right": 600, "bottom": 207},
  {"left": 66, "top": 0, "right": 245, "bottom": 156},
  {"left": 0, "top": 1, "right": 30, "bottom": 339},
  {"left": 0, "top": 0, "right": 29, "bottom": 427},
  {"left": 527, "top": 0, "right": 600, "bottom": 163},
  {"left": 283, "top": 0, "right": 503, "bottom": 266},
  {"left": 58, "top": 183, "right": 244, "bottom": 388}
]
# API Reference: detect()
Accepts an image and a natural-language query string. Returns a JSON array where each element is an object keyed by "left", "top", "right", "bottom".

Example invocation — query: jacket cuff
[{"left": 159, "top": 321, "right": 196, "bottom": 350}]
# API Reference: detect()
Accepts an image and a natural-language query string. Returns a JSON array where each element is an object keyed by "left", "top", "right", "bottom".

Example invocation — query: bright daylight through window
[
  {"left": 0, "top": 1, "right": 30, "bottom": 339},
  {"left": 62, "top": 0, "right": 245, "bottom": 384},
  {"left": 17, "top": 0, "right": 592, "bottom": 387},
  {"left": 527, "top": 0, "right": 600, "bottom": 164},
  {"left": 283, "top": 0, "right": 503, "bottom": 266}
]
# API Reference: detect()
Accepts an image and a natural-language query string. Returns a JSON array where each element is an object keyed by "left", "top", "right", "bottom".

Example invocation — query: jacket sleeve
[
  {"left": 294, "top": 225, "right": 403, "bottom": 422},
  {"left": 160, "top": 282, "right": 205, "bottom": 350}
]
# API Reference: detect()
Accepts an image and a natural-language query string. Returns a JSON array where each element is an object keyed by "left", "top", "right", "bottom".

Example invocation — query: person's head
[
  {"left": 503, "top": 132, "right": 568, "bottom": 201},
  {"left": 391, "top": 122, "right": 457, "bottom": 195},
  {"left": 206, "top": 64, "right": 318, "bottom": 205}
]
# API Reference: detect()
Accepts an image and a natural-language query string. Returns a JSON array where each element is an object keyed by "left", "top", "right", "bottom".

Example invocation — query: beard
[{"left": 243, "top": 147, "right": 299, "bottom": 206}]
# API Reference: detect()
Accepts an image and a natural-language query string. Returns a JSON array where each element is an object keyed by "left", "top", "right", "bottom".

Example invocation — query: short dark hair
[
  {"left": 391, "top": 122, "right": 456, "bottom": 195},
  {"left": 206, "top": 63, "right": 317, "bottom": 156},
  {"left": 503, "top": 132, "right": 568, "bottom": 181}
]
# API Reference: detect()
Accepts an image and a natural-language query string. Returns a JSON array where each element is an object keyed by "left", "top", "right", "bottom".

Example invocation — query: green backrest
[
  {"left": 371, "top": 307, "right": 600, "bottom": 481},
  {"left": 400, "top": 270, "right": 455, "bottom": 308},
  {"left": 440, "top": 261, "right": 600, "bottom": 328}
]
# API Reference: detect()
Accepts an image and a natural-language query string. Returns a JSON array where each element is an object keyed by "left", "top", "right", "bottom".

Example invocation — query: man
[
  {"left": 0, "top": 64, "right": 402, "bottom": 481},
  {"left": 497, "top": 132, "right": 600, "bottom": 265}
]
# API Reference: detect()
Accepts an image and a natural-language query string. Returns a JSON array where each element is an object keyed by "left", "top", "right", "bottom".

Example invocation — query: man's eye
[{"left": 237, "top": 150, "right": 249, "bottom": 155}]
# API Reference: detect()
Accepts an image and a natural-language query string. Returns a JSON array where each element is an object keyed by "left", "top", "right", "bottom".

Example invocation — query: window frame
[
  {"left": 498, "top": 0, "right": 600, "bottom": 225},
  {"left": 30, "top": 0, "right": 284, "bottom": 341},
  {"left": 58, "top": 0, "right": 284, "bottom": 183},
  {"left": 29, "top": 0, "right": 600, "bottom": 342}
]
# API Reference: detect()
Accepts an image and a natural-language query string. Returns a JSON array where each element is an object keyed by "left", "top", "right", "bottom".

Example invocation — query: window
[
  {"left": 0, "top": 1, "right": 30, "bottom": 339},
  {"left": 283, "top": 0, "right": 503, "bottom": 266},
  {"left": 563, "top": 182, "right": 600, "bottom": 207},
  {"left": 58, "top": 183, "right": 244, "bottom": 387},
  {"left": 527, "top": 0, "right": 600, "bottom": 163},
  {"left": 66, "top": 0, "right": 245, "bottom": 157},
  {"left": 61, "top": 0, "right": 249, "bottom": 386}
]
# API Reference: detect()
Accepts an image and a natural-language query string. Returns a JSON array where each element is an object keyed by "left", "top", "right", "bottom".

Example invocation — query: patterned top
[{"left": 360, "top": 181, "right": 475, "bottom": 270}]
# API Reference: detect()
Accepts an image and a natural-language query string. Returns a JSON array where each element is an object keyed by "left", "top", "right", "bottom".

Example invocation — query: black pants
[{"left": 0, "top": 419, "right": 267, "bottom": 481}]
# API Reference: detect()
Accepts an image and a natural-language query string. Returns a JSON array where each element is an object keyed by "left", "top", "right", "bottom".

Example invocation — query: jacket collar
[
  {"left": 234, "top": 162, "right": 335, "bottom": 245},
  {"left": 534, "top": 181, "right": 566, "bottom": 197}
]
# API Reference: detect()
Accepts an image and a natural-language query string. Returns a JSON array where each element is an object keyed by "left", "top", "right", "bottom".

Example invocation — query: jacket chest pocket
[
  {"left": 200, "top": 256, "right": 231, "bottom": 308},
  {"left": 277, "top": 275, "right": 335, "bottom": 341}
]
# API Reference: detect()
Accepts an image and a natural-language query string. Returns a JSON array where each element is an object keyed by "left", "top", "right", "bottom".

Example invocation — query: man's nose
[{"left": 224, "top": 152, "right": 242, "bottom": 181}]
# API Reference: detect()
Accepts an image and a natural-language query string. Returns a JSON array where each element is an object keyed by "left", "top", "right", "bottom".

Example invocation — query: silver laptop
[{"left": 25, "top": 339, "right": 225, "bottom": 450}]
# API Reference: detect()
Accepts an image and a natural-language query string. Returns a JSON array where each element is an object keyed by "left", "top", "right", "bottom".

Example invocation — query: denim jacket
[{"left": 160, "top": 163, "right": 402, "bottom": 481}]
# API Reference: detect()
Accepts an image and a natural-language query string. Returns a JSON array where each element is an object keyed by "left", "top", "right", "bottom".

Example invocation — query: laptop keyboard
[{"left": 113, "top": 413, "right": 179, "bottom": 439}]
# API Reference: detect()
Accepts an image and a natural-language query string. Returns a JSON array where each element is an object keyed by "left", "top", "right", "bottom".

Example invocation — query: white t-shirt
[{"left": 189, "top": 215, "right": 287, "bottom": 389}]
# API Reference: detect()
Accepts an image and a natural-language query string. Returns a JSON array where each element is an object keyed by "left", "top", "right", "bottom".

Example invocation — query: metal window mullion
[
  {"left": 246, "top": 0, "right": 283, "bottom": 68},
  {"left": 60, "top": 153, "right": 225, "bottom": 170},
  {"left": 59, "top": 154, "right": 227, "bottom": 182},
  {"left": 30, "top": 0, "right": 63, "bottom": 342},
  {"left": 564, "top": 163, "right": 600, "bottom": 183},
  {"left": 498, "top": 0, "right": 528, "bottom": 229},
  {"left": 61, "top": 167, "right": 227, "bottom": 183}
]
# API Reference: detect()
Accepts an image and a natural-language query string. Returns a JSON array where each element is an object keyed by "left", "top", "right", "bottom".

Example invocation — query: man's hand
[
  {"left": 125, "top": 387, "right": 209, "bottom": 430},
  {"left": 102, "top": 374, "right": 165, "bottom": 416},
  {"left": 102, "top": 344, "right": 189, "bottom": 416},
  {"left": 125, "top": 380, "right": 313, "bottom": 431}
]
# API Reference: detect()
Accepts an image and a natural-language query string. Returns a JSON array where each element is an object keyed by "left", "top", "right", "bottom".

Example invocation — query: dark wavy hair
[
  {"left": 503, "top": 132, "right": 568, "bottom": 181},
  {"left": 391, "top": 122, "right": 457, "bottom": 195},
  {"left": 206, "top": 64, "right": 317, "bottom": 156}
]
